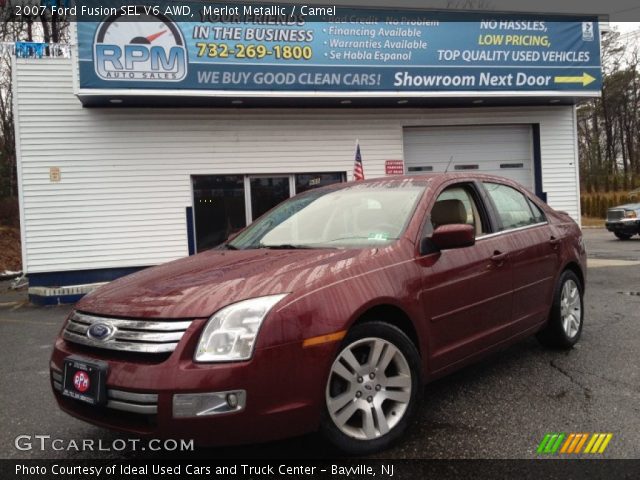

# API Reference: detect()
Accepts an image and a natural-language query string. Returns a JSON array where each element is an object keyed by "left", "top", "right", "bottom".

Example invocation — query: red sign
[
  {"left": 73, "top": 371, "right": 90, "bottom": 393},
  {"left": 385, "top": 160, "right": 405, "bottom": 175}
]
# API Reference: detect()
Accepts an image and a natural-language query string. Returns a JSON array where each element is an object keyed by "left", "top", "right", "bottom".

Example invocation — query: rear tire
[
  {"left": 536, "top": 270, "right": 584, "bottom": 349},
  {"left": 320, "top": 322, "right": 421, "bottom": 455},
  {"left": 615, "top": 233, "right": 632, "bottom": 240}
]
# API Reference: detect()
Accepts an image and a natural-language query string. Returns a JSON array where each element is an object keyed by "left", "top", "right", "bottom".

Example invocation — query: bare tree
[{"left": 578, "top": 29, "right": 640, "bottom": 192}]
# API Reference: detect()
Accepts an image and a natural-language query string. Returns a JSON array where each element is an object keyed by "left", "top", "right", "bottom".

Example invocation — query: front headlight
[
  {"left": 194, "top": 294, "right": 288, "bottom": 362},
  {"left": 624, "top": 210, "right": 637, "bottom": 219}
]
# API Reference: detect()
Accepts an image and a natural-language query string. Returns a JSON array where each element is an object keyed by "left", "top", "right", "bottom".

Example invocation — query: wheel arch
[
  {"left": 562, "top": 261, "right": 585, "bottom": 291},
  {"left": 351, "top": 303, "right": 421, "bottom": 356}
]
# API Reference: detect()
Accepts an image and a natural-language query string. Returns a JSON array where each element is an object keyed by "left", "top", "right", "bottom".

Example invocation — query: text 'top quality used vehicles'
[{"left": 51, "top": 174, "right": 586, "bottom": 454}]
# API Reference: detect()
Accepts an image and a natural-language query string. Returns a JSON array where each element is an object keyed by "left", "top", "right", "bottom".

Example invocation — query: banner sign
[{"left": 76, "top": 2, "right": 602, "bottom": 95}]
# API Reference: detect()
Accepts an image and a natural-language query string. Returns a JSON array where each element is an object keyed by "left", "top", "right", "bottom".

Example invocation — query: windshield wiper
[
  {"left": 223, "top": 243, "right": 239, "bottom": 250},
  {"left": 258, "top": 244, "right": 316, "bottom": 250}
]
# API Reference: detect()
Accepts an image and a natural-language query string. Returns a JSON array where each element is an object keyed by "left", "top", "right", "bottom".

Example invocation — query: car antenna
[{"left": 444, "top": 156, "right": 454, "bottom": 173}]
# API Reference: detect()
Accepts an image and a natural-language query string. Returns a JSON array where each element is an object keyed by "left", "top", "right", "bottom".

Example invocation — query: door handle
[
  {"left": 490, "top": 251, "right": 509, "bottom": 267},
  {"left": 549, "top": 236, "right": 561, "bottom": 249}
]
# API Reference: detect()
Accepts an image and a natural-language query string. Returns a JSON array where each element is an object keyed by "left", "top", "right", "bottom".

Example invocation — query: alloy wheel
[
  {"left": 560, "top": 279, "right": 582, "bottom": 338},
  {"left": 325, "top": 337, "right": 412, "bottom": 440}
]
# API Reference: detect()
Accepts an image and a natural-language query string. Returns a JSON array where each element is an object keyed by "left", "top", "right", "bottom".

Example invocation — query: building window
[
  {"left": 454, "top": 164, "right": 479, "bottom": 170},
  {"left": 249, "top": 176, "right": 291, "bottom": 220},
  {"left": 295, "top": 172, "right": 346, "bottom": 194},
  {"left": 193, "top": 175, "right": 246, "bottom": 252},
  {"left": 407, "top": 166, "right": 433, "bottom": 173},
  {"left": 192, "top": 172, "right": 346, "bottom": 251}
]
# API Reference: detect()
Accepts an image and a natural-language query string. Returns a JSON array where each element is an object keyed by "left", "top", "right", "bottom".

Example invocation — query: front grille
[
  {"left": 52, "top": 369, "right": 158, "bottom": 414},
  {"left": 607, "top": 209, "right": 625, "bottom": 221},
  {"left": 62, "top": 311, "right": 193, "bottom": 354}
]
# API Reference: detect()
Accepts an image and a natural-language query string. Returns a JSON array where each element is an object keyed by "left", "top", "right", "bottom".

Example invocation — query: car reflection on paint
[{"left": 51, "top": 173, "right": 586, "bottom": 454}]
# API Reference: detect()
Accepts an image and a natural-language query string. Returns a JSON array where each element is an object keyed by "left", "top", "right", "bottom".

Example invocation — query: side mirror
[{"left": 430, "top": 224, "right": 475, "bottom": 250}]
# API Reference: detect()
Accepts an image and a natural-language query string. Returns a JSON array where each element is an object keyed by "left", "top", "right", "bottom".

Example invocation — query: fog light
[
  {"left": 226, "top": 393, "right": 238, "bottom": 409},
  {"left": 173, "top": 390, "right": 246, "bottom": 418}
]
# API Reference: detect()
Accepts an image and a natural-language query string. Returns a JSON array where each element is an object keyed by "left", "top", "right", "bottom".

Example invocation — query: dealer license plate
[{"left": 61, "top": 355, "right": 108, "bottom": 406}]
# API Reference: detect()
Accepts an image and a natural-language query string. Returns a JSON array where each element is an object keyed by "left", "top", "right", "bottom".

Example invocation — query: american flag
[{"left": 353, "top": 142, "right": 365, "bottom": 181}]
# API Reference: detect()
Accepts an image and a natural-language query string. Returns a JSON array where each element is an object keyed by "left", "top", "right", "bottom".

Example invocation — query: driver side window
[{"left": 431, "top": 185, "right": 487, "bottom": 236}]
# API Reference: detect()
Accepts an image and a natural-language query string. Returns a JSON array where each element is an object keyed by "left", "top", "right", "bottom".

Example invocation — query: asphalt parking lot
[{"left": 0, "top": 228, "right": 638, "bottom": 460}]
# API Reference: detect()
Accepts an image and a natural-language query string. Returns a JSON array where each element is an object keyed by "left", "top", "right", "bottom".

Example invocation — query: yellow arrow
[{"left": 554, "top": 72, "right": 596, "bottom": 87}]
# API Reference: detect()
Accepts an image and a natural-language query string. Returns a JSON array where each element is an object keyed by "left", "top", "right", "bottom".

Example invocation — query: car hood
[{"left": 76, "top": 248, "right": 367, "bottom": 319}]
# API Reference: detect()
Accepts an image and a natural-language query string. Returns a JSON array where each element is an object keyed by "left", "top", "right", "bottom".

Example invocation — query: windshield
[{"left": 228, "top": 181, "right": 426, "bottom": 249}]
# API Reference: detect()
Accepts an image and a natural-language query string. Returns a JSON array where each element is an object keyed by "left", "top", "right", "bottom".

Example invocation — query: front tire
[
  {"left": 536, "top": 270, "right": 584, "bottom": 349},
  {"left": 614, "top": 232, "right": 632, "bottom": 240},
  {"left": 320, "top": 322, "right": 421, "bottom": 454}
]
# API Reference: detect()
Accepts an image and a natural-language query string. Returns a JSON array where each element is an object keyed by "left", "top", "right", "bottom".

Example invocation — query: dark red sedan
[{"left": 51, "top": 174, "right": 586, "bottom": 454}]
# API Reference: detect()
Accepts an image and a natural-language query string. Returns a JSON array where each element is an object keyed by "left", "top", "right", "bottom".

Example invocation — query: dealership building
[{"left": 11, "top": 2, "right": 603, "bottom": 303}]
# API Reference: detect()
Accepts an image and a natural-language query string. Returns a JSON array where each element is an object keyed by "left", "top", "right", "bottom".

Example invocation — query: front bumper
[
  {"left": 50, "top": 324, "right": 336, "bottom": 446},
  {"left": 605, "top": 219, "right": 640, "bottom": 235}
]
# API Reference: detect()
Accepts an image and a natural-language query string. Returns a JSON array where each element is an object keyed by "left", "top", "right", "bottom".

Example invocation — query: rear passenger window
[
  {"left": 527, "top": 198, "right": 547, "bottom": 223},
  {"left": 484, "top": 182, "right": 540, "bottom": 231}
]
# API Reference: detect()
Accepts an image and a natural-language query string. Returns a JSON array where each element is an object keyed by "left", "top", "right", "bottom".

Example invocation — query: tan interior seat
[{"left": 431, "top": 199, "right": 468, "bottom": 229}]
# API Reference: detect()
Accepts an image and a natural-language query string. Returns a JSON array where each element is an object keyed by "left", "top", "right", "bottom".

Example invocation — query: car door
[
  {"left": 417, "top": 181, "right": 514, "bottom": 373},
  {"left": 482, "top": 182, "right": 560, "bottom": 333}
]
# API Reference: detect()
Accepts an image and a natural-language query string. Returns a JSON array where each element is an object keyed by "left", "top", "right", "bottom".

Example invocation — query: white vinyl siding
[
  {"left": 403, "top": 125, "right": 534, "bottom": 189},
  {"left": 14, "top": 58, "right": 580, "bottom": 274}
]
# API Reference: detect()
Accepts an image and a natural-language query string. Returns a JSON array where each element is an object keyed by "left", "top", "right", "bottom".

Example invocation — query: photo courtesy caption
[{"left": 16, "top": 463, "right": 395, "bottom": 476}]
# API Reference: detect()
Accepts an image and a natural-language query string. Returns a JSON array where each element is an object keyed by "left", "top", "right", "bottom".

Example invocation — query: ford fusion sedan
[{"left": 51, "top": 174, "right": 586, "bottom": 453}]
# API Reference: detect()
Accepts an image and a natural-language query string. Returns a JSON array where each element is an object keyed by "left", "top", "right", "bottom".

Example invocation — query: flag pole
[{"left": 355, "top": 138, "right": 359, "bottom": 179}]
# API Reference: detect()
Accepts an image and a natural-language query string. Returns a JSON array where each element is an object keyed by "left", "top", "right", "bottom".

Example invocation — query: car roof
[
  {"left": 352, "top": 172, "right": 527, "bottom": 188},
  {"left": 301, "top": 173, "right": 537, "bottom": 203}
]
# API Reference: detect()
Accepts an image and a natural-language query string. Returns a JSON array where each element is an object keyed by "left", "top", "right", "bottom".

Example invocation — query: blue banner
[{"left": 75, "top": 2, "right": 602, "bottom": 94}]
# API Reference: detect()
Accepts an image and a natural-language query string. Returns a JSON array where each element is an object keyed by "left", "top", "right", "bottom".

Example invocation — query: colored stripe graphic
[
  {"left": 560, "top": 433, "right": 576, "bottom": 453},
  {"left": 597, "top": 434, "right": 613, "bottom": 453},
  {"left": 537, "top": 433, "right": 565, "bottom": 454},
  {"left": 584, "top": 433, "right": 613, "bottom": 454},
  {"left": 584, "top": 434, "right": 598, "bottom": 453},
  {"left": 561, "top": 433, "right": 588, "bottom": 453},
  {"left": 590, "top": 434, "right": 606, "bottom": 453},
  {"left": 537, "top": 434, "right": 553, "bottom": 454},
  {"left": 539, "top": 433, "right": 613, "bottom": 455},
  {"left": 550, "top": 434, "right": 565, "bottom": 453},
  {"left": 573, "top": 433, "right": 589, "bottom": 453}
]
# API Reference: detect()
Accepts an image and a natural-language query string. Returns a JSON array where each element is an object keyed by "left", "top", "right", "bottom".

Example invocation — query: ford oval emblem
[{"left": 87, "top": 322, "right": 116, "bottom": 342}]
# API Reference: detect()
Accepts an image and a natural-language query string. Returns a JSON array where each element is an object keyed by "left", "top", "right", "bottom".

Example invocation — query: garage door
[{"left": 403, "top": 125, "right": 534, "bottom": 191}]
